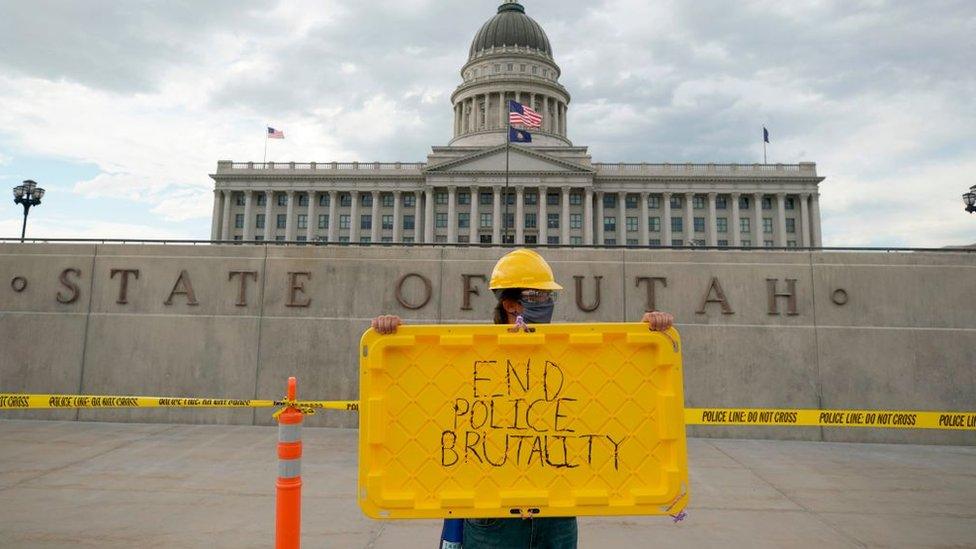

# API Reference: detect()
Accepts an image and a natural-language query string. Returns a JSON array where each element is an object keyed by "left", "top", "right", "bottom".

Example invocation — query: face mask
[{"left": 520, "top": 300, "right": 555, "bottom": 324}]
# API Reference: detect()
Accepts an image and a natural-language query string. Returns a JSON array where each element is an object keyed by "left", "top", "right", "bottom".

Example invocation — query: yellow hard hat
[{"left": 489, "top": 249, "right": 563, "bottom": 291}]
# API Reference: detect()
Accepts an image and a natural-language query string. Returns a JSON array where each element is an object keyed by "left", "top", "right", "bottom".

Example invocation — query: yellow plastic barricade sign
[{"left": 358, "top": 323, "right": 689, "bottom": 520}]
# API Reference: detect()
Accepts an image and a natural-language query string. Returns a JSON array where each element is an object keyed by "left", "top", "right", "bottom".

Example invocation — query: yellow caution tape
[
  {"left": 685, "top": 408, "right": 976, "bottom": 430},
  {"left": 2, "top": 394, "right": 971, "bottom": 430}
]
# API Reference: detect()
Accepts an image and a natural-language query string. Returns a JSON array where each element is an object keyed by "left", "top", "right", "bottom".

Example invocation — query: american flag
[
  {"left": 509, "top": 100, "right": 542, "bottom": 128},
  {"left": 267, "top": 127, "right": 285, "bottom": 139}
]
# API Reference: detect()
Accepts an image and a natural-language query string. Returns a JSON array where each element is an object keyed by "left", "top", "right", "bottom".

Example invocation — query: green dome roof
[{"left": 469, "top": 1, "right": 553, "bottom": 59}]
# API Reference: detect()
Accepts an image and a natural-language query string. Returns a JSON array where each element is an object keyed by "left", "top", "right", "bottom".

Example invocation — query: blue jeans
[{"left": 463, "top": 517, "right": 578, "bottom": 549}]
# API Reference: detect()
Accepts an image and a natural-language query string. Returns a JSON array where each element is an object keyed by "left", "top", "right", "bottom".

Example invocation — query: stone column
[
  {"left": 753, "top": 192, "right": 763, "bottom": 247},
  {"left": 662, "top": 192, "right": 672, "bottom": 246},
  {"left": 776, "top": 193, "right": 787, "bottom": 247},
  {"left": 800, "top": 193, "right": 811, "bottom": 248},
  {"left": 211, "top": 190, "right": 222, "bottom": 240},
  {"left": 811, "top": 193, "right": 823, "bottom": 247},
  {"left": 243, "top": 191, "right": 254, "bottom": 241},
  {"left": 561, "top": 187, "right": 571, "bottom": 244},
  {"left": 447, "top": 186, "right": 458, "bottom": 243},
  {"left": 515, "top": 186, "right": 525, "bottom": 245},
  {"left": 639, "top": 192, "right": 649, "bottom": 246},
  {"left": 350, "top": 191, "right": 360, "bottom": 243},
  {"left": 424, "top": 188, "right": 435, "bottom": 243},
  {"left": 470, "top": 185, "right": 479, "bottom": 242},
  {"left": 707, "top": 192, "right": 718, "bottom": 247},
  {"left": 306, "top": 192, "right": 316, "bottom": 242},
  {"left": 616, "top": 191, "right": 626, "bottom": 246},
  {"left": 492, "top": 186, "right": 502, "bottom": 244},
  {"left": 393, "top": 191, "right": 403, "bottom": 243},
  {"left": 684, "top": 192, "right": 695, "bottom": 245},
  {"left": 284, "top": 191, "right": 296, "bottom": 241},
  {"left": 328, "top": 191, "right": 338, "bottom": 243},
  {"left": 596, "top": 191, "right": 605, "bottom": 245},
  {"left": 580, "top": 188, "right": 591, "bottom": 245},
  {"left": 221, "top": 190, "right": 232, "bottom": 241},
  {"left": 730, "top": 192, "right": 741, "bottom": 247},
  {"left": 414, "top": 190, "right": 423, "bottom": 242},
  {"left": 499, "top": 92, "right": 506, "bottom": 127},
  {"left": 538, "top": 187, "right": 548, "bottom": 244},
  {"left": 264, "top": 191, "right": 274, "bottom": 240},
  {"left": 370, "top": 191, "right": 381, "bottom": 242}
]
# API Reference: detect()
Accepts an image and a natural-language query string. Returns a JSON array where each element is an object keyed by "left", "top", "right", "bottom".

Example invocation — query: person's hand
[
  {"left": 641, "top": 311, "right": 674, "bottom": 332},
  {"left": 371, "top": 315, "right": 403, "bottom": 335}
]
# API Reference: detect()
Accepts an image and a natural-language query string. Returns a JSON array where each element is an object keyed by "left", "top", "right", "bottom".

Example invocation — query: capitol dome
[{"left": 469, "top": 1, "right": 553, "bottom": 59}]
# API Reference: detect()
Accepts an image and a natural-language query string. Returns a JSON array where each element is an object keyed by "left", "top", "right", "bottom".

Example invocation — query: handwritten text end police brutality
[{"left": 440, "top": 359, "right": 625, "bottom": 470}]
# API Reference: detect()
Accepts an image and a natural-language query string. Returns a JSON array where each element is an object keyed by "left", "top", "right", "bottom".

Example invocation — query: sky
[{"left": 0, "top": 0, "right": 973, "bottom": 247}]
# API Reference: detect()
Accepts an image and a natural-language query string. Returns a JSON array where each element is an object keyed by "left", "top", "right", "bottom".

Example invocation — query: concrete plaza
[{"left": 0, "top": 420, "right": 973, "bottom": 548}]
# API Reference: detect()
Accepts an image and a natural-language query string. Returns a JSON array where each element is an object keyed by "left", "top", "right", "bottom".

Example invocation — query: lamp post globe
[{"left": 12, "top": 179, "right": 46, "bottom": 242}]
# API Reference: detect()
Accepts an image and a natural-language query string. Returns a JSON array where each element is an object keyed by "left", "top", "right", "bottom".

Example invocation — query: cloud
[{"left": 0, "top": 0, "right": 973, "bottom": 245}]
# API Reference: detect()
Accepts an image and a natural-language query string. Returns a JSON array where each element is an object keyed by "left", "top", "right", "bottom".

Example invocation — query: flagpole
[
  {"left": 504, "top": 102, "right": 511, "bottom": 246},
  {"left": 264, "top": 125, "right": 269, "bottom": 164}
]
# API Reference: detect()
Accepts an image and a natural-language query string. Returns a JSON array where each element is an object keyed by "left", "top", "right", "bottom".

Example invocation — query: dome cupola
[{"left": 469, "top": 1, "right": 553, "bottom": 60}]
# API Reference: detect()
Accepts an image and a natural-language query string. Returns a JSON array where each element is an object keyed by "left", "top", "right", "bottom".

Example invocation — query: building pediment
[{"left": 425, "top": 145, "right": 594, "bottom": 175}]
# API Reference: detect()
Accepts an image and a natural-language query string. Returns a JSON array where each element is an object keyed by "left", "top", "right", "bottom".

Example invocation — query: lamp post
[
  {"left": 964, "top": 185, "right": 976, "bottom": 214},
  {"left": 13, "top": 180, "right": 45, "bottom": 242}
]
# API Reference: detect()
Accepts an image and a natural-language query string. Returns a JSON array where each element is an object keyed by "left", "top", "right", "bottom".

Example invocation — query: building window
[
  {"left": 627, "top": 239, "right": 639, "bottom": 246},
  {"left": 532, "top": 66, "right": 538, "bottom": 75},
  {"left": 742, "top": 239, "right": 752, "bottom": 247},
  {"left": 716, "top": 197, "right": 728, "bottom": 210},
  {"left": 504, "top": 213, "right": 515, "bottom": 229},
  {"left": 762, "top": 197, "right": 773, "bottom": 210},
  {"left": 604, "top": 217, "right": 616, "bottom": 232},
  {"left": 276, "top": 236, "right": 285, "bottom": 241},
  {"left": 382, "top": 215, "right": 394, "bottom": 230},
  {"left": 626, "top": 194, "right": 639, "bottom": 209},
  {"left": 525, "top": 192, "right": 538, "bottom": 206},
  {"left": 297, "top": 236, "right": 307, "bottom": 242},
  {"left": 603, "top": 194, "right": 616, "bottom": 208},
  {"left": 764, "top": 240, "right": 775, "bottom": 247},
  {"left": 694, "top": 217, "right": 705, "bottom": 233},
  {"left": 570, "top": 193, "right": 583, "bottom": 206},
  {"left": 785, "top": 197, "right": 796, "bottom": 210},
  {"left": 740, "top": 218, "right": 751, "bottom": 233},
  {"left": 233, "top": 235, "right": 243, "bottom": 241},
  {"left": 339, "top": 215, "right": 350, "bottom": 229},
  {"left": 318, "top": 215, "right": 329, "bottom": 230},
  {"left": 361, "top": 215, "right": 371, "bottom": 230},
  {"left": 788, "top": 240, "right": 798, "bottom": 248},
  {"left": 718, "top": 239, "right": 729, "bottom": 247},
  {"left": 235, "top": 193, "right": 245, "bottom": 206},
  {"left": 605, "top": 238, "right": 616, "bottom": 246},
  {"left": 340, "top": 194, "right": 352, "bottom": 207},
  {"left": 435, "top": 213, "right": 447, "bottom": 228},
  {"left": 277, "top": 194, "right": 288, "bottom": 207},
  {"left": 763, "top": 218, "right": 774, "bottom": 234},
  {"left": 570, "top": 236, "right": 583, "bottom": 245},
  {"left": 235, "top": 214, "right": 244, "bottom": 229},
  {"left": 362, "top": 194, "right": 373, "bottom": 207},
  {"left": 649, "top": 217, "right": 661, "bottom": 232},
  {"left": 507, "top": 63, "right": 514, "bottom": 71},
  {"left": 547, "top": 213, "right": 560, "bottom": 229},
  {"left": 520, "top": 64, "right": 526, "bottom": 72},
  {"left": 505, "top": 192, "right": 516, "bottom": 206},
  {"left": 548, "top": 236, "right": 560, "bottom": 245},
  {"left": 382, "top": 237, "right": 393, "bottom": 243},
  {"left": 670, "top": 196, "right": 682, "bottom": 209},
  {"left": 480, "top": 213, "right": 492, "bottom": 229},
  {"left": 693, "top": 196, "right": 706, "bottom": 209},
  {"left": 480, "top": 235, "right": 493, "bottom": 244},
  {"left": 257, "top": 194, "right": 267, "bottom": 206},
  {"left": 403, "top": 215, "right": 415, "bottom": 230},
  {"left": 626, "top": 217, "right": 638, "bottom": 232},
  {"left": 525, "top": 213, "right": 537, "bottom": 229},
  {"left": 382, "top": 194, "right": 394, "bottom": 207},
  {"left": 786, "top": 218, "right": 796, "bottom": 233},
  {"left": 435, "top": 192, "right": 448, "bottom": 205},
  {"left": 717, "top": 217, "right": 728, "bottom": 233},
  {"left": 298, "top": 194, "right": 309, "bottom": 207},
  {"left": 362, "top": 236, "right": 371, "bottom": 243},
  {"left": 277, "top": 214, "right": 287, "bottom": 229},
  {"left": 649, "top": 196, "right": 660, "bottom": 209},
  {"left": 297, "top": 214, "right": 308, "bottom": 230},
  {"left": 256, "top": 214, "right": 266, "bottom": 229},
  {"left": 458, "top": 213, "right": 470, "bottom": 229},
  {"left": 319, "top": 194, "right": 330, "bottom": 207},
  {"left": 494, "top": 64, "right": 501, "bottom": 73},
  {"left": 650, "top": 239, "right": 661, "bottom": 246},
  {"left": 479, "top": 192, "right": 493, "bottom": 205},
  {"left": 316, "top": 236, "right": 328, "bottom": 243},
  {"left": 547, "top": 193, "right": 559, "bottom": 206},
  {"left": 739, "top": 196, "right": 750, "bottom": 210},
  {"left": 570, "top": 213, "right": 582, "bottom": 229},
  {"left": 671, "top": 217, "right": 683, "bottom": 233},
  {"left": 695, "top": 239, "right": 706, "bottom": 247},
  {"left": 404, "top": 194, "right": 416, "bottom": 208}
]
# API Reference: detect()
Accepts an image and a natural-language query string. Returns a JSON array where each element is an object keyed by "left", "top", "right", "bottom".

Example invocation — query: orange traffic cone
[{"left": 276, "top": 377, "right": 303, "bottom": 549}]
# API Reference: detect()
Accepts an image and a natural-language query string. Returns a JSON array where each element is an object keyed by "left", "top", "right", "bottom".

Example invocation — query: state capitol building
[{"left": 210, "top": 0, "right": 825, "bottom": 248}]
